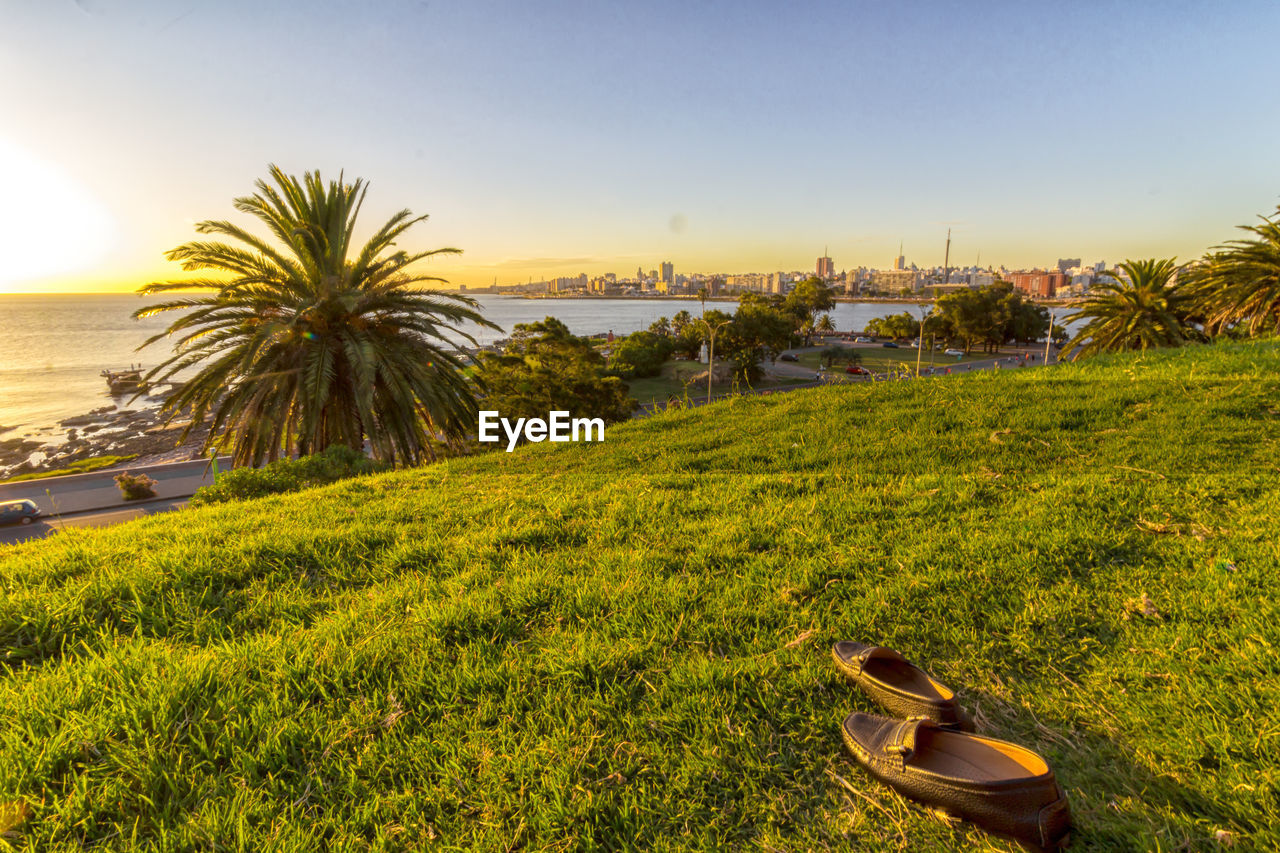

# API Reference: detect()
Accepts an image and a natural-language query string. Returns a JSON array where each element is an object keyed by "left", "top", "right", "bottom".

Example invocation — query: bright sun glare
[{"left": 0, "top": 138, "right": 114, "bottom": 292}]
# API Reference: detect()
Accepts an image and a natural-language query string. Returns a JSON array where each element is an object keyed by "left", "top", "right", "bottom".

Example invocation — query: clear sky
[{"left": 2, "top": 0, "right": 1278, "bottom": 292}]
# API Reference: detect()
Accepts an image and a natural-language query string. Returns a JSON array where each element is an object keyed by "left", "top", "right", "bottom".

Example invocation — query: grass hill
[{"left": 2, "top": 342, "right": 1278, "bottom": 850}]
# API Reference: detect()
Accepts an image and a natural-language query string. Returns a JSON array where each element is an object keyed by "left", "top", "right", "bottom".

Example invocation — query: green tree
[
  {"left": 783, "top": 276, "right": 837, "bottom": 346},
  {"left": 672, "top": 314, "right": 705, "bottom": 359},
  {"left": 934, "top": 290, "right": 986, "bottom": 354},
  {"left": 865, "top": 312, "right": 920, "bottom": 342},
  {"left": 1062, "top": 258, "right": 1195, "bottom": 359},
  {"left": 608, "top": 331, "right": 674, "bottom": 379},
  {"left": 648, "top": 316, "right": 672, "bottom": 337},
  {"left": 1004, "top": 295, "right": 1051, "bottom": 345},
  {"left": 1185, "top": 206, "right": 1280, "bottom": 336},
  {"left": 718, "top": 303, "right": 794, "bottom": 381},
  {"left": 136, "top": 165, "right": 496, "bottom": 466},
  {"left": 935, "top": 283, "right": 1035, "bottom": 354},
  {"left": 476, "top": 318, "right": 635, "bottom": 427}
]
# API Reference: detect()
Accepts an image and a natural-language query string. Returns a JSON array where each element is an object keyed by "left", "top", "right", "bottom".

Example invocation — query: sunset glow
[{"left": 0, "top": 138, "right": 114, "bottom": 293}]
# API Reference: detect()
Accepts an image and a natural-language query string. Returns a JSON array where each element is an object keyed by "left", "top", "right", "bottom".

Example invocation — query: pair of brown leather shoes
[{"left": 833, "top": 642, "right": 1072, "bottom": 851}]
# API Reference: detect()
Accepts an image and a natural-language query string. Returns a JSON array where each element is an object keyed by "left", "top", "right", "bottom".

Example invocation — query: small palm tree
[
  {"left": 1185, "top": 207, "right": 1280, "bottom": 336},
  {"left": 136, "top": 165, "right": 499, "bottom": 466},
  {"left": 1062, "top": 258, "right": 1194, "bottom": 359}
]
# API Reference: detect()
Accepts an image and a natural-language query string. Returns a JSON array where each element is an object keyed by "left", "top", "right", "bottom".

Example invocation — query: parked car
[
  {"left": 778, "top": 353, "right": 799, "bottom": 362},
  {"left": 882, "top": 341, "right": 899, "bottom": 348},
  {"left": 944, "top": 348, "right": 965, "bottom": 357},
  {"left": 845, "top": 365, "right": 870, "bottom": 375},
  {"left": 0, "top": 499, "right": 41, "bottom": 526},
  {"left": 854, "top": 336, "right": 873, "bottom": 343}
]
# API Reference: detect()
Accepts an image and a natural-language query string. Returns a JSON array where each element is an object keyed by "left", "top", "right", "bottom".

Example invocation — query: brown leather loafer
[
  {"left": 832, "top": 641, "right": 973, "bottom": 731},
  {"left": 842, "top": 712, "right": 1071, "bottom": 851}
]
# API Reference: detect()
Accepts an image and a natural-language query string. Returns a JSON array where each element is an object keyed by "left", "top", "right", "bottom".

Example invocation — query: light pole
[
  {"left": 1044, "top": 309, "right": 1056, "bottom": 365},
  {"left": 695, "top": 316, "right": 732, "bottom": 404},
  {"left": 915, "top": 305, "right": 934, "bottom": 377}
]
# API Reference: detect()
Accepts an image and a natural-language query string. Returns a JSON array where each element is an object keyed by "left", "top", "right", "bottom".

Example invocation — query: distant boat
[{"left": 101, "top": 367, "right": 147, "bottom": 395}]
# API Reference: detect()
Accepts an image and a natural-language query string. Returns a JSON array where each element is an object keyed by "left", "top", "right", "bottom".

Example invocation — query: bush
[
  {"left": 188, "top": 445, "right": 390, "bottom": 507},
  {"left": 114, "top": 471, "right": 158, "bottom": 501},
  {"left": 607, "top": 331, "right": 674, "bottom": 379}
]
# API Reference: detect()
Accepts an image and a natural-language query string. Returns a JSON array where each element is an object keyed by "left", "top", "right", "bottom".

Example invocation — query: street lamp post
[
  {"left": 915, "top": 306, "right": 934, "bottom": 378},
  {"left": 695, "top": 317, "right": 732, "bottom": 404}
]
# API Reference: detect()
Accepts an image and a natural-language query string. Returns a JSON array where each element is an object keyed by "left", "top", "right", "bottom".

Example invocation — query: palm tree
[
  {"left": 135, "top": 165, "right": 498, "bottom": 466},
  {"left": 1184, "top": 207, "right": 1280, "bottom": 336},
  {"left": 1061, "top": 258, "right": 1194, "bottom": 359}
]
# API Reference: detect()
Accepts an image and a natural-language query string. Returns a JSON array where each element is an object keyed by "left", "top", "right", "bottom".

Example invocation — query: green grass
[
  {"left": 2, "top": 341, "right": 1279, "bottom": 850},
  {"left": 626, "top": 359, "right": 805, "bottom": 405},
  {"left": 0, "top": 455, "right": 137, "bottom": 484}
]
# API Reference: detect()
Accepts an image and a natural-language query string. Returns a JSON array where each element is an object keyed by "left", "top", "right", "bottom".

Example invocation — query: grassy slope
[
  {"left": 0, "top": 455, "right": 137, "bottom": 484},
  {"left": 2, "top": 342, "right": 1278, "bottom": 851}
]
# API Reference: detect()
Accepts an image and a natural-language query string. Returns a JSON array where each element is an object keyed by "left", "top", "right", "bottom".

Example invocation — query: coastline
[{"left": 0, "top": 401, "right": 209, "bottom": 482}]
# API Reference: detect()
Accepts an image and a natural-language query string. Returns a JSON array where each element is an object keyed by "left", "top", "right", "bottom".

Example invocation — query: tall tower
[
  {"left": 894, "top": 241, "right": 905, "bottom": 271},
  {"left": 817, "top": 246, "right": 834, "bottom": 279},
  {"left": 943, "top": 228, "right": 951, "bottom": 284}
]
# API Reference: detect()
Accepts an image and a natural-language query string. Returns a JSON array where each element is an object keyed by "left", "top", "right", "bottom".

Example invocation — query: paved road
[
  {"left": 0, "top": 497, "right": 189, "bottom": 546},
  {"left": 0, "top": 457, "right": 227, "bottom": 517}
]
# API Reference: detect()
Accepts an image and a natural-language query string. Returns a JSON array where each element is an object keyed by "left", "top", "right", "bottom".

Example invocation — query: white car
[
  {"left": 944, "top": 348, "right": 965, "bottom": 357},
  {"left": 854, "top": 336, "right": 872, "bottom": 343}
]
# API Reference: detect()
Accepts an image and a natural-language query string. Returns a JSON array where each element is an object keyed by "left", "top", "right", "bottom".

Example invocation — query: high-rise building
[
  {"left": 817, "top": 249, "right": 834, "bottom": 279},
  {"left": 1057, "top": 258, "right": 1082, "bottom": 274},
  {"left": 894, "top": 240, "right": 906, "bottom": 271},
  {"left": 1011, "top": 270, "right": 1068, "bottom": 298},
  {"left": 660, "top": 261, "right": 674, "bottom": 283}
]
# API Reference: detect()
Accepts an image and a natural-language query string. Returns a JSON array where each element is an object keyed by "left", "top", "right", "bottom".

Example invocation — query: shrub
[
  {"left": 188, "top": 445, "right": 390, "bottom": 506},
  {"left": 606, "top": 331, "right": 674, "bottom": 379},
  {"left": 114, "top": 471, "right": 158, "bottom": 501}
]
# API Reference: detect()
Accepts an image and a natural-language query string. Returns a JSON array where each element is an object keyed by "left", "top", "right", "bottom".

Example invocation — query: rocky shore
[{"left": 0, "top": 404, "right": 210, "bottom": 481}]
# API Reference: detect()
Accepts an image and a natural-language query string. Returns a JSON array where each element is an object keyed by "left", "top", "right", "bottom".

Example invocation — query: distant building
[
  {"left": 1057, "top": 258, "right": 1082, "bottom": 274},
  {"left": 1011, "top": 270, "right": 1068, "bottom": 298},
  {"left": 871, "top": 269, "right": 918, "bottom": 293},
  {"left": 551, "top": 273, "right": 588, "bottom": 293},
  {"left": 817, "top": 253, "right": 834, "bottom": 279},
  {"left": 660, "top": 261, "right": 674, "bottom": 284},
  {"left": 893, "top": 254, "right": 906, "bottom": 271}
]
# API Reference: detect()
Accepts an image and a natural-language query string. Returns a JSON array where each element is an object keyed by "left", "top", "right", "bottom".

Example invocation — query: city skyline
[{"left": 3, "top": 0, "right": 1279, "bottom": 293}]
